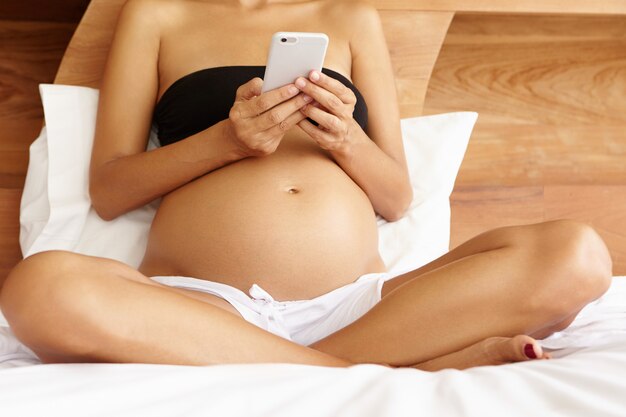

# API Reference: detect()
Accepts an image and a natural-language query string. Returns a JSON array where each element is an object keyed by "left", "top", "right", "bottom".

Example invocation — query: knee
[
  {"left": 527, "top": 219, "right": 613, "bottom": 316},
  {"left": 0, "top": 250, "right": 94, "bottom": 347},
  {"left": 541, "top": 219, "right": 612, "bottom": 290}
]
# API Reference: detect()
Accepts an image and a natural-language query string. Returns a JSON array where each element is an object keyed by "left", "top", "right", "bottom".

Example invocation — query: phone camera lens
[{"left": 281, "top": 38, "right": 287, "bottom": 43}]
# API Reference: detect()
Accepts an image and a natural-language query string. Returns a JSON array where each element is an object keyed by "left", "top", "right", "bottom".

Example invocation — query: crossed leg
[
  {"left": 310, "top": 219, "right": 613, "bottom": 367},
  {"left": 0, "top": 252, "right": 350, "bottom": 367},
  {"left": 0, "top": 219, "right": 612, "bottom": 370}
]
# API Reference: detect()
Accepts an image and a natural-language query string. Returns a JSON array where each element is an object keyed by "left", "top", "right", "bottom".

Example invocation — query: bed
[{"left": 1, "top": 0, "right": 626, "bottom": 415}]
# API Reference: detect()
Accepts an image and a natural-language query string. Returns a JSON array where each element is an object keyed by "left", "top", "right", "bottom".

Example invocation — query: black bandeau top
[{"left": 153, "top": 66, "right": 368, "bottom": 146}]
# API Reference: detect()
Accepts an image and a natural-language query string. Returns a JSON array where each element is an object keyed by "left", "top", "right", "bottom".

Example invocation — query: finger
[
  {"left": 300, "top": 103, "right": 343, "bottom": 133},
  {"left": 255, "top": 93, "right": 313, "bottom": 131},
  {"left": 295, "top": 77, "right": 349, "bottom": 118},
  {"left": 308, "top": 70, "right": 356, "bottom": 105},
  {"left": 297, "top": 118, "right": 332, "bottom": 144},
  {"left": 235, "top": 77, "right": 263, "bottom": 101},
  {"left": 239, "top": 83, "right": 301, "bottom": 119},
  {"left": 262, "top": 107, "right": 309, "bottom": 138}
]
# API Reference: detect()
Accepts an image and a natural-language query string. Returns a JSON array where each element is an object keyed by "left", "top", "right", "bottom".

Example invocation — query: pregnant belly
[{"left": 138, "top": 137, "right": 386, "bottom": 300}]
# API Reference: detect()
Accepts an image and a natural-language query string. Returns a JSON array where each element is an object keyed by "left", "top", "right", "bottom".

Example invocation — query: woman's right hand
[{"left": 227, "top": 77, "right": 313, "bottom": 157}]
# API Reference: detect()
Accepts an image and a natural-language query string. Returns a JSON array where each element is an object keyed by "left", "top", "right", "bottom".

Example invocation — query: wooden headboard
[{"left": 1, "top": 0, "right": 625, "bottom": 283}]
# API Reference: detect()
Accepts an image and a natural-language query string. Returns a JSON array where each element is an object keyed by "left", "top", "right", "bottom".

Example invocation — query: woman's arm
[
  {"left": 296, "top": 1, "right": 413, "bottom": 222},
  {"left": 90, "top": 0, "right": 309, "bottom": 221},
  {"left": 89, "top": 0, "right": 241, "bottom": 221}
]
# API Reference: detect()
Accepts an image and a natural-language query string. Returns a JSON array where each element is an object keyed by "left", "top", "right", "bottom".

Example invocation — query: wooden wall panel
[
  {"left": 379, "top": 11, "right": 453, "bottom": 117},
  {"left": 0, "top": 190, "right": 21, "bottom": 281},
  {"left": 374, "top": 0, "right": 626, "bottom": 15},
  {"left": 450, "top": 185, "right": 545, "bottom": 249},
  {"left": 545, "top": 186, "right": 626, "bottom": 274},
  {"left": 450, "top": 185, "right": 626, "bottom": 274},
  {"left": 433, "top": 14, "right": 626, "bottom": 274},
  {"left": 425, "top": 14, "right": 626, "bottom": 186},
  {"left": 0, "top": 20, "right": 77, "bottom": 189},
  {"left": 0, "top": 16, "right": 80, "bottom": 282},
  {"left": 0, "top": 0, "right": 90, "bottom": 22}
]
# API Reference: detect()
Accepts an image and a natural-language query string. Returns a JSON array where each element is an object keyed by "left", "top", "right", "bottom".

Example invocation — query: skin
[
  {"left": 89, "top": 0, "right": 412, "bottom": 301},
  {"left": 0, "top": 0, "right": 614, "bottom": 370}
]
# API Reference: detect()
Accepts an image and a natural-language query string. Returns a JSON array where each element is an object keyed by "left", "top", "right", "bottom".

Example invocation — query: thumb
[{"left": 236, "top": 77, "right": 263, "bottom": 101}]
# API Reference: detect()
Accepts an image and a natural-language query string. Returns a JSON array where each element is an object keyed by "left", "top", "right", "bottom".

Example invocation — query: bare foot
[{"left": 411, "top": 335, "right": 552, "bottom": 371}]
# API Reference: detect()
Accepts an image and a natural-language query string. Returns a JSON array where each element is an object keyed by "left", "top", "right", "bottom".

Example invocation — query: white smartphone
[{"left": 261, "top": 32, "right": 329, "bottom": 93}]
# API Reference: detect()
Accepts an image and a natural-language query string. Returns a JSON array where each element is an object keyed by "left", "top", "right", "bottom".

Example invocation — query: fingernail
[
  {"left": 303, "top": 94, "right": 312, "bottom": 102},
  {"left": 288, "top": 85, "right": 298, "bottom": 95},
  {"left": 295, "top": 78, "right": 306, "bottom": 88},
  {"left": 524, "top": 343, "right": 537, "bottom": 359},
  {"left": 310, "top": 70, "right": 320, "bottom": 81}
]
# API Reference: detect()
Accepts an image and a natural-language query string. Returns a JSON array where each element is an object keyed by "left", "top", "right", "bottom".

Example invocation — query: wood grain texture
[
  {"left": 379, "top": 11, "right": 453, "bottom": 117},
  {"left": 450, "top": 185, "right": 626, "bottom": 274},
  {"left": 54, "top": 0, "right": 125, "bottom": 87},
  {"left": 545, "top": 186, "right": 626, "bottom": 274},
  {"left": 0, "top": 0, "right": 90, "bottom": 22},
  {"left": 430, "top": 14, "right": 626, "bottom": 274},
  {"left": 425, "top": 15, "right": 626, "bottom": 185},
  {"left": 425, "top": 14, "right": 626, "bottom": 186},
  {"left": 0, "top": 17, "right": 79, "bottom": 282},
  {"left": 0, "top": 189, "right": 22, "bottom": 284},
  {"left": 374, "top": 0, "right": 626, "bottom": 15},
  {"left": 0, "top": 19, "right": 76, "bottom": 189},
  {"left": 450, "top": 186, "right": 545, "bottom": 233}
]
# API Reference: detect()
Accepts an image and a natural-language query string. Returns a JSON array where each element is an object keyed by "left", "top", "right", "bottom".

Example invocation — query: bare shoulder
[
  {"left": 321, "top": 0, "right": 380, "bottom": 25},
  {"left": 119, "top": 0, "right": 162, "bottom": 20},
  {"left": 322, "top": 0, "right": 376, "bottom": 14},
  {"left": 320, "top": 0, "right": 382, "bottom": 52},
  {"left": 117, "top": 0, "right": 184, "bottom": 28}
]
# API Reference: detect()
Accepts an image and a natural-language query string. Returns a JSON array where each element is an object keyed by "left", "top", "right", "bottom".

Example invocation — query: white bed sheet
[{"left": 1, "top": 276, "right": 625, "bottom": 416}]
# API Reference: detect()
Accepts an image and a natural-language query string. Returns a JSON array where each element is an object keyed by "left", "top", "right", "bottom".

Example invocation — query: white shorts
[{"left": 150, "top": 272, "right": 391, "bottom": 346}]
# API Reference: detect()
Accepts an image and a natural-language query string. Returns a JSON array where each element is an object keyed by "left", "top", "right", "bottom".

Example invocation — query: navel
[{"left": 285, "top": 186, "right": 300, "bottom": 194}]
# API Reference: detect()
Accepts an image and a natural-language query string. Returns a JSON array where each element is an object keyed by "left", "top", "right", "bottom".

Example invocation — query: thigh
[
  {"left": 135, "top": 277, "right": 242, "bottom": 317},
  {"left": 1, "top": 250, "right": 242, "bottom": 321},
  {"left": 381, "top": 221, "right": 552, "bottom": 298},
  {"left": 84, "top": 253, "right": 244, "bottom": 317},
  {"left": 87, "top": 254, "right": 244, "bottom": 317}
]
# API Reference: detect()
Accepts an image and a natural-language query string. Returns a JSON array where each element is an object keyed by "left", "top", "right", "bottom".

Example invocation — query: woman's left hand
[{"left": 294, "top": 70, "right": 359, "bottom": 153}]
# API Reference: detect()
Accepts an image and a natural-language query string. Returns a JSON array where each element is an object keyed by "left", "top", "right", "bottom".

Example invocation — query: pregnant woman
[{"left": 1, "top": 0, "right": 613, "bottom": 370}]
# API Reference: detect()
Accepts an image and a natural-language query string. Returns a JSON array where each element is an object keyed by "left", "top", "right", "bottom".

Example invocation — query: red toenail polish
[{"left": 524, "top": 343, "right": 537, "bottom": 359}]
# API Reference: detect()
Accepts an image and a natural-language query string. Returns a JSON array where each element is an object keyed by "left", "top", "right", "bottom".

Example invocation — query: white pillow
[
  {"left": 20, "top": 85, "right": 161, "bottom": 265},
  {"left": 377, "top": 112, "right": 477, "bottom": 273},
  {"left": 21, "top": 84, "right": 476, "bottom": 277}
]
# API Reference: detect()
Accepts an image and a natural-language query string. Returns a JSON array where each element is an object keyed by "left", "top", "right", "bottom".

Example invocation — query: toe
[
  {"left": 514, "top": 335, "right": 544, "bottom": 360},
  {"left": 492, "top": 335, "right": 543, "bottom": 362}
]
